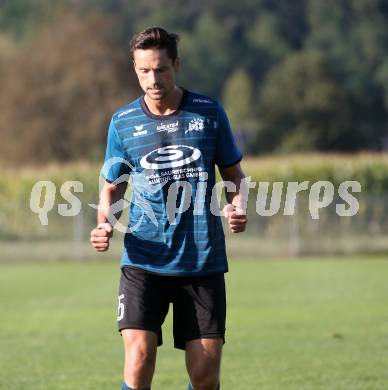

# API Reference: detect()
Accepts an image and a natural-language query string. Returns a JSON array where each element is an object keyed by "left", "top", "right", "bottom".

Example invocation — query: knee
[
  {"left": 123, "top": 330, "right": 157, "bottom": 384},
  {"left": 124, "top": 342, "right": 155, "bottom": 388},
  {"left": 125, "top": 341, "right": 155, "bottom": 372},
  {"left": 190, "top": 366, "right": 219, "bottom": 390},
  {"left": 123, "top": 330, "right": 157, "bottom": 367},
  {"left": 126, "top": 345, "right": 154, "bottom": 366}
]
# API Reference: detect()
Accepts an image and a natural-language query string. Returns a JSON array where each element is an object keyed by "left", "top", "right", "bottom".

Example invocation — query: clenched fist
[
  {"left": 223, "top": 204, "right": 248, "bottom": 233},
  {"left": 90, "top": 223, "right": 113, "bottom": 252}
]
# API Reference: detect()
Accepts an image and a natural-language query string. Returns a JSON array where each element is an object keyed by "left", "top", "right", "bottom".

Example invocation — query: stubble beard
[
  {"left": 146, "top": 89, "right": 166, "bottom": 101},
  {"left": 146, "top": 83, "right": 176, "bottom": 102}
]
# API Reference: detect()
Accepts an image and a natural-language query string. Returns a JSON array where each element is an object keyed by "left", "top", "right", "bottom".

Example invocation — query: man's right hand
[{"left": 90, "top": 223, "right": 113, "bottom": 252}]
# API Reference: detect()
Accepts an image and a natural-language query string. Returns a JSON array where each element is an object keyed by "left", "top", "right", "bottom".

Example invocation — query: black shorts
[{"left": 117, "top": 266, "right": 226, "bottom": 350}]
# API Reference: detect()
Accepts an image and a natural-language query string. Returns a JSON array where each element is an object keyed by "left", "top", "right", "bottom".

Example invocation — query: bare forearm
[
  {"left": 225, "top": 189, "right": 244, "bottom": 209},
  {"left": 219, "top": 163, "right": 248, "bottom": 232},
  {"left": 220, "top": 164, "right": 247, "bottom": 209},
  {"left": 224, "top": 172, "right": 246, "bottom": 206},
  {"left": 97, "top": 182, "right": 127, "bottom": 226}
]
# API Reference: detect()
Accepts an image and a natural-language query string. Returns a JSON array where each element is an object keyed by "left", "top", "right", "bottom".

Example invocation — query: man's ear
[{"left": 174, "top": 57, "right": 180, "bottom": 72}]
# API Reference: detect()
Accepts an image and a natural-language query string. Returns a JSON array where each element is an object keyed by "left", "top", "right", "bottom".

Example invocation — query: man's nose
[{"left": 149, "top": 70, "right": 159, "bottom": 84}]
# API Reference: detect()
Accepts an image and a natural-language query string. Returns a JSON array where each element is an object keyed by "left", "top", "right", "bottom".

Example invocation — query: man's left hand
[{"left": 223, "top": 204, "right": 248, "bottom": 233}]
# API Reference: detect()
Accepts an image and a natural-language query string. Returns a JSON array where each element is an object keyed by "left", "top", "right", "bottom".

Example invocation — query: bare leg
[
  {"left": 122, "top": 329, "right": 158, "bottom": 389},
  {"left": 185, "top": 338, "right": 223, "bottom": 390}
]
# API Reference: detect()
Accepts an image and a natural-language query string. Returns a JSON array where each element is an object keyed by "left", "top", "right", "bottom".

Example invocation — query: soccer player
[{"left": 90, "top": 27, "right": 248, "bottom": 390}]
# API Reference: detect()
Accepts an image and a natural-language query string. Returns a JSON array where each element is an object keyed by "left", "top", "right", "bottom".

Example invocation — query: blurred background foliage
[{"left": 1, "top": 0, "right": 388, "bottom": 165}]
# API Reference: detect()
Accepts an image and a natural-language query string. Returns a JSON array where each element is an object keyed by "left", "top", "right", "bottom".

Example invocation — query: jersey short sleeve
[
  {"left": 214, "top": 103, "right": 243, "bottom": 168},
  {"left": 101, "top": 118, "right": 131, "bottom": 183}
]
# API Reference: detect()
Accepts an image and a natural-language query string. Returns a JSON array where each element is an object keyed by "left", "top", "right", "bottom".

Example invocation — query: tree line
[{"left": 1, "top": 0, "right": 388, "bottom": 165}]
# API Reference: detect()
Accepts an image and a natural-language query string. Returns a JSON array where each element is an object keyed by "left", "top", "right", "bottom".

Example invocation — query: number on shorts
[{"left": 117, "top": 294, "right": 125, "bottom": 321}]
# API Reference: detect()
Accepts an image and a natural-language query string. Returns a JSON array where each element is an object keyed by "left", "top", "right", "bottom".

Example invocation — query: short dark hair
[{"left": 129, "top": 27, "right": 180, "bottom": 62}]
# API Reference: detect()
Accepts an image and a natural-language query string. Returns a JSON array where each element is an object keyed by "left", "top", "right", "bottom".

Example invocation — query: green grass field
[{"left": 1, "top": 258, "right": 387, "bottom": 390}]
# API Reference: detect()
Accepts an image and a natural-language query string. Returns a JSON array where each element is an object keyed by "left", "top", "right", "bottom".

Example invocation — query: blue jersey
[{"left": 102, "top": 89, "right": 242, "bottom": 276}]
